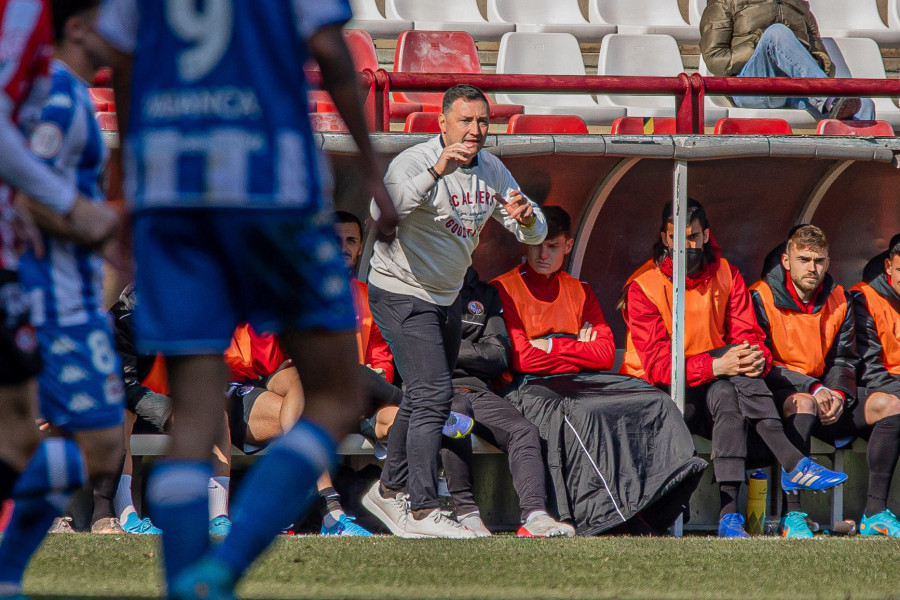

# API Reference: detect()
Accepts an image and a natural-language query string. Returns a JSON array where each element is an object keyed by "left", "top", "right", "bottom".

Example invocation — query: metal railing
[{"left": 309, "top": 70, "right": 900, "bottom": 133}]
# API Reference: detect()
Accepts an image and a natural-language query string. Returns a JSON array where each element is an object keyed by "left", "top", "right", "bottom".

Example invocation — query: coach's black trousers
[{"left": 368, "top": 285, "right": 462, "bottom": 511}]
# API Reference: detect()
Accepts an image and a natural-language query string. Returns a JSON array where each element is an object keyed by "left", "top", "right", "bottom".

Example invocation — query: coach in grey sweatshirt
[{"left": 363, "top": 84, "right": 546, "bottom": 538}]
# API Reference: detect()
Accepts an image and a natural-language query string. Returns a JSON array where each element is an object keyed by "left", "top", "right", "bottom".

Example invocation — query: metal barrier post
[{"left": 671, "top": 160, "right": 688, "bottom": 537}]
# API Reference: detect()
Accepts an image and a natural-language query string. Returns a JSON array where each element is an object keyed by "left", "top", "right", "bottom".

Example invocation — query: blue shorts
[
  {"left": 133, "top": 208, "right": 356, "bottom": 355},
  {"left": 37, "top": 318, "right": 124, "bottom": 431}
]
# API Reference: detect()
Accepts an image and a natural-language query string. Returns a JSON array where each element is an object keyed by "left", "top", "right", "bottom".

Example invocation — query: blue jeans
[{"left": 733, "top": 24, "right": 875, "bottom": 120}]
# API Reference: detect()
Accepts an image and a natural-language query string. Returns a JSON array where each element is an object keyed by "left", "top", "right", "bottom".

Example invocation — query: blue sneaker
[
  {"left": 718, "top": 512, "right": 750, "bottom": 538},
  {"left": 209, "top": 516, "right": 232, "bottom": 536},
  {"left": 121, "top": 512, "right": 162, "bottom": 535},
  {"left": 781, "top": 457, "right": 847, "bottom": 493},
  {"left": 442, "top": 411, "right": 474, "bottom": 439},
  {"left": 170, "top": 557, "right": 236, "bottom": 600},
  {"left": 320, "top": 514, "right": 373, "bottom": 536},
  {"left": 860, "top": 509, "right": 900, "bottom": 537},
  {"left": 780, "top": 511, "right": 814, "bottom": 538}
]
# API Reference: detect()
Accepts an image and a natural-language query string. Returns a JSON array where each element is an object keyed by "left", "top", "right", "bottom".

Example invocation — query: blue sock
[
  {"left": 147, "top": 460, "right": 213, "bottom": 590},
  {"left": 0, "top": 438, "right": 86, "bottom": 586},
  {"left": 213, "top": 419, "right": 337, "bottom": 578}
]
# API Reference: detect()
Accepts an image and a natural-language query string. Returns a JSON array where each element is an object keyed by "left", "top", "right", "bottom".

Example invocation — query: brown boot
[{"left": 91, "top": 517, "right": 126, "bottom": 534}]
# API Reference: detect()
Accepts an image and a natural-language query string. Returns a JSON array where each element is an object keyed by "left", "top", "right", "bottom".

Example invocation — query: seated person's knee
[{"left": 867, "top": 392, "right": 900, "bottom": 422}]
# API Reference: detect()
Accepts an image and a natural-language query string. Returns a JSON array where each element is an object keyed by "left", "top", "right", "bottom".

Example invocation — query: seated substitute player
[
  {"left": 110, "top": 284, "right": 233, "bottom": 536},
  {"left": 0, "top": 1, "right": 128, "bottom": 592},
  {"left": 851, "top": 233, "right": 900, "bottom": 536},
  {"left": 96, "top": 0, "right": 398, "bottom": 596},
  {"left": 435, "top": 266, "right": 574, "bottom": 538},
  {"left": 620, "top": 199, "right": 846, "bottom": 538},
  {"left": 751, "top": 226, "right": 900, "bottom": 538},
  {"left": 492, "top": 206, "right": 706, "bottom": 536},
  {"left": 0, "top": 0, "right": 119, "bottom": 554}
]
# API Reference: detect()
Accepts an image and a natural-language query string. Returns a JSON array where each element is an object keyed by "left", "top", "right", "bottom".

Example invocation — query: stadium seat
[
  {"left": 95, "top": 112, "right": 117, "bottom": 132},
  {"left": 386, "top": 0, "right": 513, "bottom": 41},
  {"left": 308, "top": 30, "right": 422, "bottom": 122},
  {"left": 713, "top": 118, "right": 793, "bottom": 135},
  {"left": 822, "top": 37, "right": 900, "bottom": 127},
  {"left": 698, "top": 55, "right": 817, "bottom": 128},
  {"left": 88, "top": 88, "right": 114, "bottom": 112},
  {"left": 610, "top": 116, "right": 676, "bottom": 134},
  {"left": 346, "top": 0, "right": 412, "bottom": 38},
  {"left": 309, "top": 112, "right": 349, "bottom": 132},
  {"left": 816, "top": 119, "right": 895, "bottom": 136},
  {"left": 494, "top": 33, "right": 625, "bottom": 125},
  {"left": 506, "top": 114, "right": 589, "bottom": 134},
  {"left": 595, "top": 34, "right": 726, "bottom": 124},
  {"left": 688, "top": 0, "right": 706, "bottom": 26},
  {"left": 807, "top": 0, "right": 900, "bottom": 46},
  {"left": 392, "top": 30, "right": 523, "bottom": 122},
  {"left": 486, "top": 0, "right": 615, "bottom": 42},
  {"left": 588, "top": 0, "right": 700, "bottom": 44},
  {"left": 404, "top": 112, "right": 441, "bottom": 133}
]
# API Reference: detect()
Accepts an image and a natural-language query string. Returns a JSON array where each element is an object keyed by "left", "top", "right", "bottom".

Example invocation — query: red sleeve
[
  {"left": 545, "top": 283, "right": 615, "bottom": 371},
  {"left": 224, "top": 325, "right": 288, "bottom": 380},
  {"left": 624, "top": 282, "right": 716, "bottom": 387},
  {"left": 492, "top": 280, "right": 613, "bottom": 375},
  {"left": 1, "top": 0, "right": 53, "bottom": 108},
  {"left": 364, "top": 321, "right": 395, "bottom": 384},
  {"left": 725, "top": 265, "right": 773, "bottom": 376}
]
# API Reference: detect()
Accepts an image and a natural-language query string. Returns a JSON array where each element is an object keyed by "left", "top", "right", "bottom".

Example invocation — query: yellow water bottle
[{"left": 746, "top": 469, "right": 768, "bottom": 535}]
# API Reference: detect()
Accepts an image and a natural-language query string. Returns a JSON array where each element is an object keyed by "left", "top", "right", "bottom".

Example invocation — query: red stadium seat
[
  {"left": 404, "top": 112, "right": 441, "bottom": 133},
  {"left": 610, "top": 116, "right": 676, "bottom": 134},
  {"left": 307, "top": 30, "right": 422, "bottom": 122},
  {"left": 96, "top": 112, "right": 117, "bottom": 132},
  {"left": 89, "top": 88, "right": 114, "bottom": 112},
  {"left": 93, "top": 67, "right": 112, "bottom": 86},
  {"left": 815, "top": 119, "right": 895, "bottom": 137},
  {"left": 309, "top": 112, "right": 349, "bottom": 132},
  {"left": 393, "top": 30, "right": 523, "bottom": 122},
  {"left": 506, "top": 114, "right": 589, "bottom": 134},
  {"left": 714, "top": 118, "right": 792, "bottom": 135}
]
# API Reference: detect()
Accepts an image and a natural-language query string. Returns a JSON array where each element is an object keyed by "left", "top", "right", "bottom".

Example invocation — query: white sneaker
[
  {"left": 517, "top": 514, "right": 576, "bottom": 538},
  {"left": 458, "top": 512, "right": 492, "bottom": 537},
  {"left": 405, "top": 509, "right": 477, "bottom": 539},
  {"left": 362, "top": 480, "right": 409, "bottom": 537}
]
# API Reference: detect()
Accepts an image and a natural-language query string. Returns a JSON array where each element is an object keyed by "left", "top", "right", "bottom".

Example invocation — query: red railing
[{"left": 309, "top": 70, "right": 900, "bottom": 134}]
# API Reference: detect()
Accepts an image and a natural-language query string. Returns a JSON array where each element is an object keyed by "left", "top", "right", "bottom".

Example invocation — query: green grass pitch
[{"left": 14, "top": 534, "right": 900, "bottom": 599}]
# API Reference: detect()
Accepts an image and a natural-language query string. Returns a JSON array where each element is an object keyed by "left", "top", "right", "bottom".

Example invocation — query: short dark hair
[
  {"left": 441, "top": 85, "right": 489, "bottom": 115},
  {"left": 653, "top": 198, "right": 713, "bottom": 263},
  {"left": 542, "top": 205, "right": 571, "bottom": 240},
  {"left": 890, "top": 233, "right": 900, "bottom": 260},
  {"left": 335, "top": 210, "right": 362, "bottom": 237},
  {"left": 787, "top": 224, "right": 829, "bottom": 254},
  {"left": 52, "top": 0, "right": 99, "bottom": 42}
]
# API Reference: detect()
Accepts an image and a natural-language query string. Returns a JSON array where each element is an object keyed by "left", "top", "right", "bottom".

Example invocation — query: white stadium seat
[
  {"left": 495, "top": 32, "right": 625, "bottom": 125},
  {"left": 822, "top": 37, "right": 900, "bottom": 127},
  {"left": 595, "top": 34, "right": 726, "bottom": 124},
  {"left": 386, "top": 0, "right": 513, "bottom": 41},
  {"left": 486, "top": 0, "right": 615, "bottom": 42},
  {"left": 588, "top": 0, "right": 700, "bottom": 44},
  {"left": 689, "top": 0, "right": 708, "bottom": 27},
  {"left": 698, "top": 55, "right": 817, "bottom": 128},
  {"left": 807, "top": 0, "right": 900, "bottom": 46},
  {"left": 346, "top": 0, "right": 412, "bottom": 38}
]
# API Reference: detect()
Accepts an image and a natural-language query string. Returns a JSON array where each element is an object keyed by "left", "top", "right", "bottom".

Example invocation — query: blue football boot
[
  {"left": 781, "top": 457, "right": 847, "bottom": 494},
  {"left": 718, "top": 512, "right": 750, "bottom": 538},
  {"left": 860, "top": 509, "right": 900, "bottom": 537},
  {"left": 320, "top": 514, "right": 373, "bottom": 536},
  {"left": 780, "top": 511, "right": 814, "bottom": 538}
]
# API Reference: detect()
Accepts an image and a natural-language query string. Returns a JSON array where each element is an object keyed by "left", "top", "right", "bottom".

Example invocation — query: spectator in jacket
[
  {"left": 440, "top": 267, "right": 574, "bottom": 538},
  {"left": 621, "top": 199, "right": 846, "bottom": 537},
  {"left": 754, "top": 227, "right": 900, "bottom": 538},
  {"left": 700, "top": 0, "right": 873, "bottom": 120}
]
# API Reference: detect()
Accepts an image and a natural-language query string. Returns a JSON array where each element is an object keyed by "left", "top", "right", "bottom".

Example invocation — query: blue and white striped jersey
[
  {"left": 96, "top": 0, "right": 352, "bottom": 211},
  {"left": 18, "top": 59, "right": 107, "bottom": 327}
]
